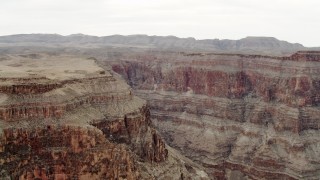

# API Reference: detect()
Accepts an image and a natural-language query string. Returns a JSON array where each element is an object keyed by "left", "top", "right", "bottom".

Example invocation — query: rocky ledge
[
  {"left": 105, "top": 51, "right": 320, "bottom": 179},
  {"left": 0, "top": 55, "right": 208, "bottom": 179}
]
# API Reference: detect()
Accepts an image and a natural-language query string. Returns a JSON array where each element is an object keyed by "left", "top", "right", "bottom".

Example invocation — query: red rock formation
[
  {"left": 0, "top": 55, "right": 207, "bottom": 179},
  {"left": 105, "top": 51, "right": 320, "bottom": 179},
  {"left": 2, "top": 126, "right": 139, "bottom": 180}
]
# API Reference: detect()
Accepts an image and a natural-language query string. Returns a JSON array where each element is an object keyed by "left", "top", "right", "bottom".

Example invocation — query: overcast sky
[{"left": 0, "top": 0, "right": 319, "bottom": 47}]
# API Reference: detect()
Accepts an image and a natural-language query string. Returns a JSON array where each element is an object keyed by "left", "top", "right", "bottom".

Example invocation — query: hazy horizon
[
  {"left": 0, "top": 33, "right": 310, "bottom": 47},
  {"left": 1, "top": 0, "right": 319, "bottom": 47}
]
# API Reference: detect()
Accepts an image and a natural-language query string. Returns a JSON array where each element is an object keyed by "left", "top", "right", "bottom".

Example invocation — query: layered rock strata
[
  {"left": 0, "top": 55, "right": 208, "bottom": 179},
  {"left": 106, "top": 51, "right": 320, "bottom": 179}
]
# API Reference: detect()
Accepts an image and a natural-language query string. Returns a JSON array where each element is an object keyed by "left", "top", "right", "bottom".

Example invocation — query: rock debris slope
[
  {"left": 0, "top": 55, "right": 208, "bottom": 179},
  {"left": 107, "top": 51, "right": 320, "bottom": 179}
]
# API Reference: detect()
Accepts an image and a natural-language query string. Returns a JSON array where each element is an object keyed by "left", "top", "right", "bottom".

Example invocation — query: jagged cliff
[
  {"left": 1, "top": 33, "right": 319, "bottom": 179},
  {"left": 0, "top": 55, "right": 208, "bottom": 179},
  {"left": 106, "top": 51, "right": 320, "bottom": 179}
]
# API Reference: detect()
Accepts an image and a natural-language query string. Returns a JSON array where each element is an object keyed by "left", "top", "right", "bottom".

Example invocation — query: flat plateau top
[{"left": 0, "top": 54, "right": 110, "bottom": 81}]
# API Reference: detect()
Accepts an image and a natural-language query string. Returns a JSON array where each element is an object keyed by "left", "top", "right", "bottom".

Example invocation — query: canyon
[
  {"left": 0, "top": 55, "right": 208, "bottom": 179},
  {"left": 0, "top": 34, "right": 319, "bottom": 179},
  {"left": 105, "top": 51, "right": 320, "bottom": 179}
]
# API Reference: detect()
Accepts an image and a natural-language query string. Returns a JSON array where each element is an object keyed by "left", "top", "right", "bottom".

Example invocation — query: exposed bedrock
[
  {"left": 0, "top": 55, "right": 208, "bottom": 180},
  {"left": 1, "top": 125, "right": 139, "bottom": 180},
  {"left": 105, "top": 51, "right": 320, "bottom": 179},
  {"left": 0, "top": 106, "right": 169, "bottom": 179}
]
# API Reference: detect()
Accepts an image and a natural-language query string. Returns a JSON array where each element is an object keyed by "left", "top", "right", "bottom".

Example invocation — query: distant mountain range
[{"left": 0, "top": 34, "right": 317, "bottom": 55}]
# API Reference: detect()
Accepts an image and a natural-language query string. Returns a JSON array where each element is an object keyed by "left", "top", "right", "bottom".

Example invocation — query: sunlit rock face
[
  {"left": 105, "top": 51, "right": 320, "bottom": 179},
  {"left": 0, "top": 55, "right": 208, "bottom": 180}
]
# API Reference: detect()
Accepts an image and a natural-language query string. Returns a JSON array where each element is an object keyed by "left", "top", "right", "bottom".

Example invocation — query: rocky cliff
[
  {"left": 106, "top": 51, "right": 320, "bottom": 179},
  {"left": 0, "top": 55, "right": 208, "bottom": 179}
]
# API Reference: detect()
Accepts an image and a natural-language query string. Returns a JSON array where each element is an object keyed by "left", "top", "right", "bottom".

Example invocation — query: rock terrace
[
  {"left": 106, "top": 51, "right": 320, "bottom": 179},
  {"left": 0, "top": 55, "right": 208, "bottom": 180}
]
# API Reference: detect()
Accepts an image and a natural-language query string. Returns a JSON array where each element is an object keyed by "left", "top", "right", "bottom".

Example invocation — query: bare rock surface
[
  {"left": 106, "top": 51, "right": 320, "bottom": 179},
  {"left": 1, "top": 33, "right": 319, "bottom": 179},
  {"left": 0, "top": 55, "right": 208, "bottom": 179}
]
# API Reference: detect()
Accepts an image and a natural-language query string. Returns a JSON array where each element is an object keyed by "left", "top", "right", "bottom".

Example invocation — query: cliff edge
[{"left": 0, "top": 55, "right": 208, "bottom": 179}]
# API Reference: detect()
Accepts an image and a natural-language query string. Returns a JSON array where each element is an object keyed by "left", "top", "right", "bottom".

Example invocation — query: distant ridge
[{"left": 0, "top": 34, "right": 310, "bottom": 55}]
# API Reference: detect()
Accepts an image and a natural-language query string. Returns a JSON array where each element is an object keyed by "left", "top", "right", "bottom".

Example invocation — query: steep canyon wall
[
  {"left": 106, "top": 51, "right": 320, "bottom": 179},
  {"left": 0, "top": 55, "right": 208, "bottom": 180}
]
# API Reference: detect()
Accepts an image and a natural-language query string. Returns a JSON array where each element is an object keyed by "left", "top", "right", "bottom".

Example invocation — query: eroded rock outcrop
[
  {"left": 0, "top": 55, "right": 208, "bottom": 179},
  {"left": 106, "top": 51, "right": 320, "bottom": 179}
]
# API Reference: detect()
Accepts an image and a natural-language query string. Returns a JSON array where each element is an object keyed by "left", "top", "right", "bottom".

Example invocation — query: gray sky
[{"left": 0, "top": 0, "right": 319, "bottom": 47}]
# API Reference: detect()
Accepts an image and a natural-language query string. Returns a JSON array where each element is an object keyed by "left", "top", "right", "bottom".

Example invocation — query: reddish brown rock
[
  {"left": 104, "top": 51, "right": 320, "bottom": 179},
  {"left": 0, "top": 55, "right": 207, "bottom": 180}
]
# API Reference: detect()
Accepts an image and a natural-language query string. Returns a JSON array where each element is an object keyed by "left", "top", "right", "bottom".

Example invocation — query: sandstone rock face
[
  {"left": 0, "top": 55, "right": 208, "bottom": 179},
  {"left": 106, "top": 51, "right": 320, "bottom": 179}
]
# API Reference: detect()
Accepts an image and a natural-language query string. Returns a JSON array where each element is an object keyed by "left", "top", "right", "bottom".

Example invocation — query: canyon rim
[{"left": 0, "top": 34, "right": 319, "bottom": 180}]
